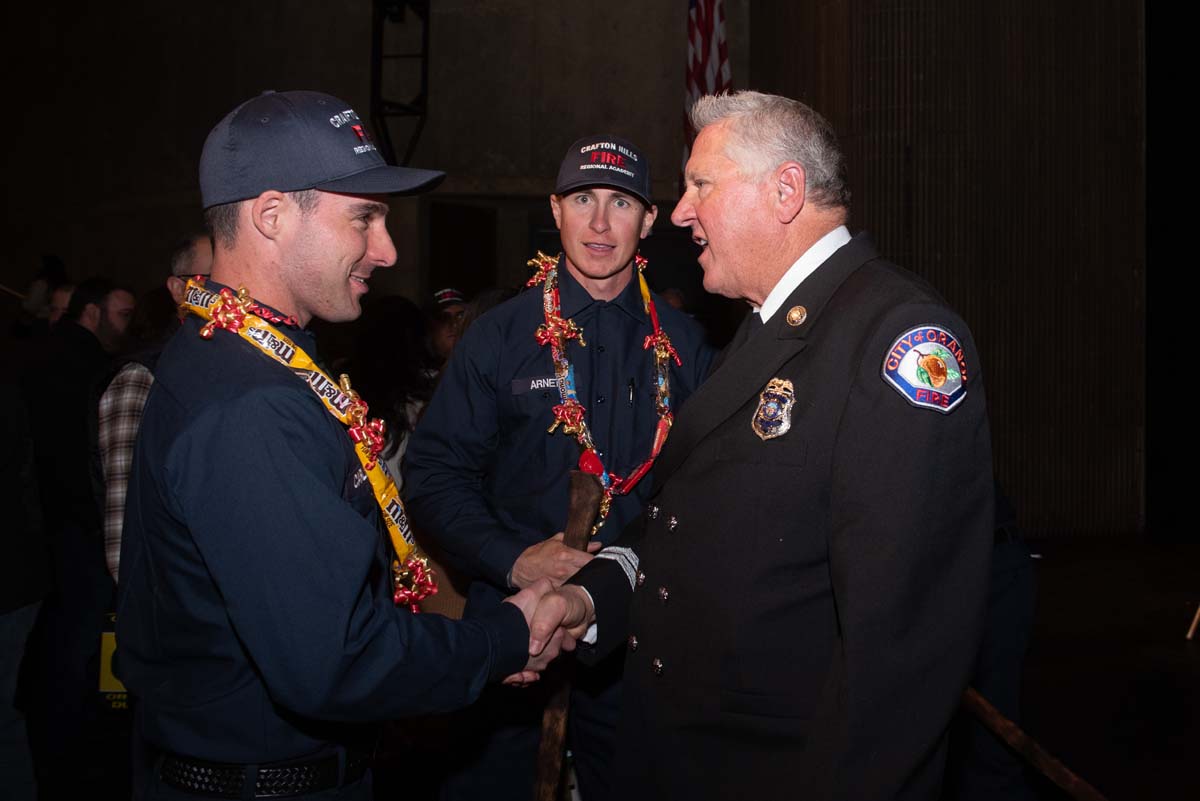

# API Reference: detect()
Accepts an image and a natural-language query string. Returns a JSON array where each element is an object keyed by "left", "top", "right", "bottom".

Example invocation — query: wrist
[{"left": 565, "top": 584, "right": 595, "bottom": 626}]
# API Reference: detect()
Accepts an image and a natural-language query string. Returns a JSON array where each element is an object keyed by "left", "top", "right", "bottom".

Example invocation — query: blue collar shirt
[{"left": 404, "top": 259, "right": 715, "bottom": 597}]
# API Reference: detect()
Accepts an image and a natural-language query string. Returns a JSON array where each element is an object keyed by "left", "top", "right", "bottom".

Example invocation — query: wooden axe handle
[
  {"left": 963, "top": 687, "right": 1108, "bottom": 801},
  {"left": 560, "top": 470, "right": 604, "bottom": 551},
  {"left": 532, "top": 470, "right": 604, "bottom": 801}
]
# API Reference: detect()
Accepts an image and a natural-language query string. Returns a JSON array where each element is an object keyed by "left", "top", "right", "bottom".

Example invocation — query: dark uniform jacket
[
  {"left": 575, "top": 235, "right": 994, "bottom": 800},
  {"left": 116, "top": 297, "right": 529, "bottom": 763}
]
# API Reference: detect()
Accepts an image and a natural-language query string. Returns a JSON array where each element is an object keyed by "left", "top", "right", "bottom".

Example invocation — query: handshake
[{"left": 499, "top": 579, "right": 598, "bottom": 686}]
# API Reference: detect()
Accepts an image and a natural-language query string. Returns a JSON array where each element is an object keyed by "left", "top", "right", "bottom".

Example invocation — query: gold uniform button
[
  {"left": 635, "top": 570, "right": 646, "bottom": 587},
  {"left": 786, "top": 305, "right": 808, "bottom": 326},
  {"left": 657, "top": 586, "right": 669, "bottom": 602},
  {"left": 627, "top": 635, "right": 639, "bottom": 652},
  {"left": 647, "top": 504, "right": 660, "bottom": 520},
  {"left": 651, "top": 658, "right": 664, "bottom": 676},
  {"left": 666, "top": 515, "right": 678, "bottom": 532}
]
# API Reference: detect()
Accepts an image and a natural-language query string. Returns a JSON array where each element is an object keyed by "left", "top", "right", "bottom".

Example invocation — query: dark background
[
  {"left": 5, "top": 3, "right": 1190, "bottom": 799},
  {"left": 2, "top": 0, "right": 1149, "bottom": 542}
]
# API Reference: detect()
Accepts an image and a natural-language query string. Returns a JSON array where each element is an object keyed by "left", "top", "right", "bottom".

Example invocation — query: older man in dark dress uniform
[{"left": 531, "top": 91, "right": 994, "bottom": 801}]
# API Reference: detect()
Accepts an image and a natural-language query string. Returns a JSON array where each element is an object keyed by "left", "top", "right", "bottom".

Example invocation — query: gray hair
[{"left": 690, "top": 91, "right": 850, "bottom": 210}]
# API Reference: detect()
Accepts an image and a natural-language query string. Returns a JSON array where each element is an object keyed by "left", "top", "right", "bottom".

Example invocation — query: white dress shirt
[{"left": 755, "top": 225, "right": 852, "bottom": 323}]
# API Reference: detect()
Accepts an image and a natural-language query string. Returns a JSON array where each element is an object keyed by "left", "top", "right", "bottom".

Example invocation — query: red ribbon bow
[
  {"left": 199, "top": 287, "right": 250, "bottom": 339},
  {"left": 535, "top": 317, "right": 586, "bottom": 348},
  {"left": 393, "top": 556, "right": 438, "bottom": 612},
  {"left": 549, "top": 400, "right": 586, "bottom": 435},
  {"left": 348, "top": 416, "right": 388, "bottom": 467},
  {"left": 643, "top": 331, "right": 682, "bottom": 367}
]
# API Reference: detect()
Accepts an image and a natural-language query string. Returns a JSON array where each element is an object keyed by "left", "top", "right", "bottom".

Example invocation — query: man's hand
[
  {"left": 501, "top": 577, "right": 566, "bottom": 686},
  {"left": 499, "top": 582, "right": 596, "bottom": 686},
  {"left": 510, "top": 532, "right": 601, "bottom": 589},
  {"left": 503, "top": 576, "right": 555, "bottom": 623},
  {"left": 529, "top": 584, "right": 595, "bottom": 656}
]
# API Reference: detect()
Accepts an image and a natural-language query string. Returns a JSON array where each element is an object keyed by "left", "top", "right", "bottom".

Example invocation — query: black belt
[{"left": 158, "top": 749, "right": 371, "bottom": 798}]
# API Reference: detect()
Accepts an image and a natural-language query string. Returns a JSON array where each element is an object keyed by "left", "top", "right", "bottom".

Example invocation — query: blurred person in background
[
  {"left": 47, "top": 283, "right": 74, "bottom": 326},
  {"left": 0, "top": 376, "right": 48, "bottom": 801},
  {"left": 345, "top": 294, "right": 435, "bottom": 493},
  {"left": 98, "top": 232, "right": 212, "bottom": 582},
  {"left": 19, "top": 275, "right": 134, "bottom": 798},
  {"left": 458, "top": 286, "right": 518, "bottom": 335},
  {"left": 426, "top": 286, "right": 467, "bottom": 368},
  {"left": 10, "top": 255, "right": 70, "bottom": 340}
]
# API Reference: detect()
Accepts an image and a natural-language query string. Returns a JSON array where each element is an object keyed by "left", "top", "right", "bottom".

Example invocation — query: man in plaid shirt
[{"left": 98, "top": 233, "right": 212, "bottom": 581}]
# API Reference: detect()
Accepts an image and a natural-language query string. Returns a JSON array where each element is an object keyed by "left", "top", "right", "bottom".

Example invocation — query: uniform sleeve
[
  {"left": 828, "top": 305, "right": 993, "bottom": 798},
  {"left": 167, "top": 386, "right": 529, "bottom": 721},
  {"left": 98, "top": 362, "right": 154, "bottom": 583},
  {"left": 404, "top": 324, "right": 528, "bottom": 590},
  {"left": 566, "top": 512, "right": 650, "bottom": 661}
]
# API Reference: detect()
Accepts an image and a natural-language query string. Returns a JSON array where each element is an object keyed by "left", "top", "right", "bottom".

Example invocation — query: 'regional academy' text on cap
[{"left": 199, "top": 90, "right": 444, "bottom": 209}]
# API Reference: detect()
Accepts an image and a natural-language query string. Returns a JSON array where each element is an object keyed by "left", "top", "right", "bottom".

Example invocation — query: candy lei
[
  {"left": 181, "top": 279, "right": 437, "bottom": 611},
  {"left": 525, "top": 252, "right": 681, "bottom": 532}
]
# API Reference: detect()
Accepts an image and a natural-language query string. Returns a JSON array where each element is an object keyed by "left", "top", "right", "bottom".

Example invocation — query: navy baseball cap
[
  {"left": 554, "top": 135, "right": 652, "bottom": 207},
  {"left": 432, "top": 287, "right": 466, "bottom": 307},
  {"left": 199, "top": 90, "right": 444, "bottom": 209}
]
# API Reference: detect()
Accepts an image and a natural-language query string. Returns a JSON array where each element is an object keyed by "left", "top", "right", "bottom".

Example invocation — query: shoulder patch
[{"left": 881, "top": 324, "right": 968, "bottom": 413}]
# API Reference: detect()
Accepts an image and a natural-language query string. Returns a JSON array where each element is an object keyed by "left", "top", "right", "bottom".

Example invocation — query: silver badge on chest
[{"left": 751, "top": 378, "right": 796, "bottom": 441}]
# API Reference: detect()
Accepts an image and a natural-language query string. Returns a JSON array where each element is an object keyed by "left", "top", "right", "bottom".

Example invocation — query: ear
[
  {"left": 549, "top": 194, "right": 563, "bottom": 230},
  {"left": 165, "top": 276, "right": 187, "bottom": 305},
  {"left": 639, "top": 204, "right": 659, "bottom": 239},
  {"left": 774, "top": 162, "right": 806, "bottom": 224},
  {"left": 249, "top": 190, "right": 288, "bottom": 240},
  {"left": 79, "top": 302, "right": 101, "bottom": 331}
]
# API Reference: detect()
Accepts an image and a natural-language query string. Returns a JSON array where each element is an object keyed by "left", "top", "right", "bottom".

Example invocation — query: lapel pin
[{"left": 786, "top": 306, "right": 808, "bottom": 327}]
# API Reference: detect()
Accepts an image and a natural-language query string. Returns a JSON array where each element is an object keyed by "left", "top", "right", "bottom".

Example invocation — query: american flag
[{"left": 683, "top": 0, "right": 732, "bottom": 187}]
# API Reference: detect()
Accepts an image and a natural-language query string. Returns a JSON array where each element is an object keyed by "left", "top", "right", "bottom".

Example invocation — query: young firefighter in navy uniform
[
  {"left": 115, "top": 90, "right": 565, "bottom": 801},
  {"left": 404, "top": 136, "right": 714, "bottom": 801}
]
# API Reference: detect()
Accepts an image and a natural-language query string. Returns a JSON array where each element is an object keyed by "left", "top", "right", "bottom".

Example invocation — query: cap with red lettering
[
  {"left": 554, "top": 135, "right": 652, "bottom": 207},
  {"left": 199, "top": 90, "right": 444, "bottom": 209},
  {"left": 432, "top": 287, "right": 466, "bottom": 307}
]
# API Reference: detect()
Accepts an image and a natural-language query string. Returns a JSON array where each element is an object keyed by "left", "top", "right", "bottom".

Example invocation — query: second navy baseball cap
[
  {"left": 554, "top": 135, "right": 652, "bottom": 207},
  {"left": 199, "top": 90, "right": 444, "bottom": 209}
]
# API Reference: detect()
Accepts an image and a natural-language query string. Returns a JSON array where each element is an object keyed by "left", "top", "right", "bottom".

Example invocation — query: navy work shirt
[
  {"left": 404, "top": 259, "right": 714, "bottom": 603},
  {"left": 115, "top": 289, "right": 529, "bottom": 763}
]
